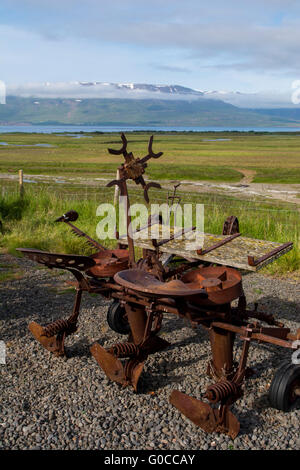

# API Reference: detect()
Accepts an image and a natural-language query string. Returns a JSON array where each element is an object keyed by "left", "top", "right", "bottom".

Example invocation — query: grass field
[
  {"left": 0, "top": 131, "right": 300, "bottom": 183},
  {"left": 0, "top": 131, "right": 299, "bottom": 275},
  {"left": 0, "top": 183, "right": 298, "bottom": 275}
]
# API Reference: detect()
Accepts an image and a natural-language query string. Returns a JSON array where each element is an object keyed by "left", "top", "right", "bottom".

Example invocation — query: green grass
[
  {"left": 0, "top": 184, "right": 298, "bottom": 275},
  {"left": 0, "top": 263, "right": 24, "bottom": 282},
  {"left": 253, "top": 288, "right": 263, "bottom": 295},
  {"left": 253, "top": 168, "right": 300, "bottom": 184},
  {"left": 148, "top": 164, "right": 241, "bottom": 182},
  {"left": 0, "top": 270, "right": 24, "bottom": 282},
  {"left": 0, "top": 131, "right": 299, "bottom": 275},
  {"left": 0, "top": 131, "right": 300, "bottom": 183},
  {"left": 55, "top": 287, "right": 76, "bottom": 295},
  {"left": 0, "top": 161, "right": 241, "bottom": 182},
  {"left": 0, "top": 270, "right": 16, "bottom": 282}
]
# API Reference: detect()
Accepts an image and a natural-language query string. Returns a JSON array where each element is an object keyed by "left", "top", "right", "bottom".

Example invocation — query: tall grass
[{"left": 0, "top": 185, "right": 299, "bottom": 274}]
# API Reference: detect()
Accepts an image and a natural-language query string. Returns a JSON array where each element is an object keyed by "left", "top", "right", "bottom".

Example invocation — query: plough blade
[
  {"left": 170, "top": 390, "right": 217, "bottom": 433},
  {"left": 169, "top": 390, "right": 240, "bottom": 439},
  {"left": 90, "top": 333, "right": 170, "bottom": 390},
  {"left": 216, "top": 407, "right": 240, "bottom": 440},
  {"left": 90, "top": 343, "right": 145, "bottom": 391},
  {"left": 28, "top": 321, "right": 65, "bottom": 357},
  {"left": 90, "top": 343, "right": 126, "bottom": 385}
]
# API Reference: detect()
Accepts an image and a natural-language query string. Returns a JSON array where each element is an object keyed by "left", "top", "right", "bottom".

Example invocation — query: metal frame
[{"left": 17, "top": 133, "right": 299, "bottom": 440}]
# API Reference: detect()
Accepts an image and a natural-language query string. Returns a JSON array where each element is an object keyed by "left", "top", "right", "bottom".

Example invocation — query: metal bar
[
  {"left": 119, "top": 177, "right": 135, "bottom": 266},
  {"left": 67, "top": 289, "right": 82, "bottom": 324},
  {"left": 211, "top": 322, "right": 296, "bottom": 349},
  {"left": 247, "top": 242, "right": 293, "bottom": 267},
  {"left": 251, "top": 332, "right": 296, "bottom": 349},
  {"left": 197, "top": 233, "right": 241, "bottom": 255},
  {"left": 235, "top": 328, "right": 252, "bottom": 383},
  {"left": 153, "top": 226, "right": 196, "bottom": 248},
  {"left": 257, "top": 326, "right": 290, "bottom": 339},
  {"left": 65, "top": 221, "right": 106, "bottom": 251},
  {"left": 287, "top": 328, "right": 300, "bottom": 342},
  {"left": 118, "top": 215, "right": 161, "bottom": 240},
  {"left": 113, "top": 169, "right": 120, "bottom": 206},
  {"left": 111, "top": 291, "right": 227, "bottom": 326}
]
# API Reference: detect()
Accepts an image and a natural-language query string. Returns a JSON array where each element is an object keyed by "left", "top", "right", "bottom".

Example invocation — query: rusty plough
[{"left": 17, "top": 133, "right": 300, "bottom": 439}]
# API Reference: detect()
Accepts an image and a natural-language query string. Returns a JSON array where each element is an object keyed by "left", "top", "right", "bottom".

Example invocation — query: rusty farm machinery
[{"left": 17, "top": 134, "right": 299, "bottom": 439}]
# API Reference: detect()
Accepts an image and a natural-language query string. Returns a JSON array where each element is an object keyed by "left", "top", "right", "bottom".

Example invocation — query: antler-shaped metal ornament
[
  {"left": 107, "top": 133, "right": 162, "bottom": 203},
  {"left": 106, "top": 134, "right": 163, "bottom": 266}
]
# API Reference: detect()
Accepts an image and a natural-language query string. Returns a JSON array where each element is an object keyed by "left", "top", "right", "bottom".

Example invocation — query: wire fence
[{"left": 1, "top": 178, "right": 299, "bottom": 215}]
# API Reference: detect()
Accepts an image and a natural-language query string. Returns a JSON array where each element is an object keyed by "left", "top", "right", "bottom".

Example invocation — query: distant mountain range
[
  {"left": 79, "top": 82, "right": 204, "bottom": 96},
  {"left": 1, "top": 81, "right": 300, "bottom": 127}
]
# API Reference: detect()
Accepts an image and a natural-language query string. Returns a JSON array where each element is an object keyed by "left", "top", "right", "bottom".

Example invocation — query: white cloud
[
  {"left": 5, "top": 80, "right": 300, "bottom": 108},
  {"left": 5, "top": 81, "right": 200, "bottom": 100},
  {"left": 2, "top": 1, "right": 300, "bottom": 91},
  {"left": 201, "top": 90, "right": 299, "bottom": 108}
]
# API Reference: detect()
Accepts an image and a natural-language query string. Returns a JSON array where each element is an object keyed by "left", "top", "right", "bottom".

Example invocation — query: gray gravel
[{"left": 0, "top": 253, "right": 299, "bottom": 450}]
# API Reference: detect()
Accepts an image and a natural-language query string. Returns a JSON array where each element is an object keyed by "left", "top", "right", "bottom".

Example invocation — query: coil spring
[
  {"left": 43, "top": 319, "right": 72, "bottom": 337},
  {"left": 205, "top": 380, "right": 238, "bottom": 403},
  {"left": 109, "top": 342, "right": 139, "bottom": 358}
]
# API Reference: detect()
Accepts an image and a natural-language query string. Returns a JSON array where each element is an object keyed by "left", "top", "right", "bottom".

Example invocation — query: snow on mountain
[
  {"left": 6, "top": 81, "right": 204, "bottom": 101},
  {"left": 5, "top": 81, "right": 299, "bottom": 108}
]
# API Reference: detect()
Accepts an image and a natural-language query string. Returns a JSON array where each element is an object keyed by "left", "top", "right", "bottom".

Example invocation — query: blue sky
[{"left": 1, "top": 0, "right": 300, "bottom": 93}]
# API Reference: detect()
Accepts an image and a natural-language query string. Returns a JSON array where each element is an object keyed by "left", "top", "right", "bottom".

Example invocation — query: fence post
[
  {"left": 19, "top": 169, "right": 24, "bottom": 197},
  {"left": 113, "top": 169, "right": 120, "bottom": 206}
]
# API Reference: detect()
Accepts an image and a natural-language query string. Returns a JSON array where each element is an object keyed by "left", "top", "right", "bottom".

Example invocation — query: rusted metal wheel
[
  {"left": 222, "top": 216, "right": 239, "bottom": 235},
  {"left": 107, "top": 300, "right": 130, "bottom": 335},
  {"left": 269, "top": 360, "right": 300, "bottom": 411}
]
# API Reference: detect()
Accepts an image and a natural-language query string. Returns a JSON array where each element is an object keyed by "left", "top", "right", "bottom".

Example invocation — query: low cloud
[
  {"left": 5, "top": 81, "right": 300, "bottom": 108},
  {"left": 6, "top": 82, "right": 200, "bottom": 101},
  {"left": 201, "top": 90, "right": 299, "bottom": 108}
]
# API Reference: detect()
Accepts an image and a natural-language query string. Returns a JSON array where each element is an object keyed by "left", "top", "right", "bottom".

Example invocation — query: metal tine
[
  {"left": 144, "top": 182, "right": 162, "bottom": 204},
  {"left": 70, "top": 229, "right": 97, "bottom": 248},
  {"left": 55, "top": 210, "right": 107, "bottom": 251},
  {"left": 68, "top": 225, "right": 106, "bottom": 251},
  {"left": 69, "top": 226, "right": 122, "bottom": 259},
  {"left": 140, "top": 135, "right": 163, "bottom": 164},
  {"left": 108, "top": 133, "right": 128, "bottom": 156}
]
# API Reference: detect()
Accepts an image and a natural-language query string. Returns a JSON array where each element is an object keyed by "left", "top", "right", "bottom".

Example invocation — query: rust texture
[{"left": 17, "top": 133, "right": 298, "bottom": 439}]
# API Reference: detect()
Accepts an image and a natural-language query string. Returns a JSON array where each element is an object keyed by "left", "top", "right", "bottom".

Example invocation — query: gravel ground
[{"left": 0, "top": 253, "right": 299, "bottom": 450}]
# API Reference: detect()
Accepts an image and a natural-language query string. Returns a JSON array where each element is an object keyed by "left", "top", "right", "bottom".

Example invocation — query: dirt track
[{"left": 1, "top": 172, "right": 300, "bottom": 207}]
